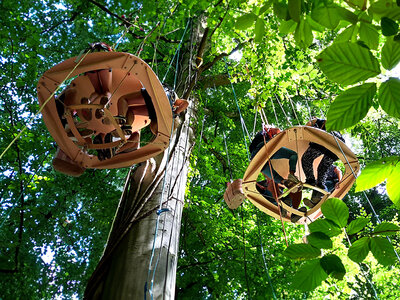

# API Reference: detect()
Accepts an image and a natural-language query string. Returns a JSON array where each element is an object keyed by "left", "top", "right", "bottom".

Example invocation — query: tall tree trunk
[
  {"left": 85, "top": 16, "right": 207, "bottom": 299},
  {"left": 84, "top": 107, "right": 195, "bottom": 299}
]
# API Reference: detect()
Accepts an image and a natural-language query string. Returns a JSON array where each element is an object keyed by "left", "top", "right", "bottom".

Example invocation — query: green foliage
[
  {"left": 370, "top": 237, "right": 397, "bottom": 266},
  {"left": 347, "top": 217, "right": 370, "bottom": 235},
  {"left": 381, "top": 38, "right": 400, "bottom": 70},
  {"left": 321, "top": 198, "right": 349, "bottom": 227},
  {"left": 284, "top": 243, "right": 321, "bottom": 259},
  {"left": 306, "top": 232, "right": 333, "bottom": 249},
  {"left": 316, "top": 42, "right": 380, "bottom": 86},
  {"left": 320, "top": 254, "right": 346, "bottom": 280},
  {"left": 373, "top": 222, "right": 400, "bottom": 236},
  {"left": 235, "top": 13, "right": 257, "bottom": 30},
  {"left": 291, "top": 260, "right": 328, "bottom": 292},
  {"left": 348, "top": 237, "right": 371, "bottom": 263},
  {"left": 379, "top": 77, "right": 400, "bottom": 118},
  {"left": 381, "top": 17, "right": 399, "bottom": 36},
  {"left": 288, "top": 199, "right": 398, "bottom": 292},
  {"left": 309, "top": 219, "right": 342, "bottom": 237},
  {"left": 326, "top": 83, "right": 376, "bottom": 131}
]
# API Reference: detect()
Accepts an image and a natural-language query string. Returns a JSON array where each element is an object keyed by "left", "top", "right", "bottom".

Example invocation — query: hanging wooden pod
[
  {"left": 37, "top": 52, "right": 173, "bottom": 175},
  {"left": 241, "top": 126, "right": 359, "bottom": 224}
]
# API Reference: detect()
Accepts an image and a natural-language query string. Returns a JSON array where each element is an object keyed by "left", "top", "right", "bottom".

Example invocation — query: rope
[
  {"left": 274, "top": 94, "right": 292, "bottom": 126},
  {"left": 223, "top": 130, "right": 234, "bottom": 181},
  {"left": 286, "top": 93, "right": 300, "bottom": 125},
  {"left": 240, "top": 206, "right": 252, "bottom": 299},
  {"left": 270, "top": 97, "right": 280, "bottom": 126},
  {"left": 224, "top": 58, "right": 251, "bottom": 161},
  {"left": 112, "top": 24, "right": 134, "bottom": 50},
  {"left": 145, "top": 116, "right": 175, "bottom": 300},
  {"left": 162, "top": 18, "right": 190, "bottom": 84},
  {"left": 0, "top": 49, "right": 91, "bottom": 161},
  {"left": 252, "top": 107, "right": 258, "bottom": 138},
  {"left": 253, "top": 209, "right": 277, "bottom": 299},
  {"left": 332, "top": 136, "right": 400, "bottom": 264}
]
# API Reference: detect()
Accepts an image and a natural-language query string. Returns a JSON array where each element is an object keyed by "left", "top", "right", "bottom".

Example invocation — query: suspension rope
[
  {"left": 223, "top": 130, "right": 234, "bottom": 181},
  {"left": 224, "top": 58, "right": 251, "bottom": 160},
  {"left": 162, "top": 18, "right": 191, "bottom": 84},
  {"left": 253, "top": 208, "right": 278, "bottom": 299},
  {"left": 286, "top": 93, "right": 300, "bottom": 125},
  {"left": 240, "top": 206, "right": 252, "bottom": 298},
  {"left": 270, "top": 97, "right": 280, "bottom": 126},
  {"left": 274, "top": 94, "right": 292, "bottom": 126},
  {"left": 145, "top": 116, "right": 176, "bottom": 300},
  {"left": 0, "top": 49, "right": 91, "bottom": 161},
  {"left": 252, "top": 107, "right": 258, "bottom": 138}
]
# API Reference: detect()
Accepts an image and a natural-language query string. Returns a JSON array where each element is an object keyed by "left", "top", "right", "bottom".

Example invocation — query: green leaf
[
  {"left": 347, "top": 217, "right": 370, "bottom": 235},
  {"left": 294, "top": 18, "right": 313, "bottom": 49},
  {"left": 359, "top": 23, "right": 380, "bottom": 50},
  {"left": 334, "top": 25, "right": 358, "bottom": 43},
  {"left": 309, "top": 219, "right": 342, "bottom": 237},
  {"left": 320, "top": 254, "right": 346, "bottom": 280},
  {"left": 306, "top": 15, "right": 325, "bottom": 32},
  {"left": 279, "top": 19, "right": 297, "bottom": 35},
  {"left": 321, "top": 198, "right": 349, "bottom": 228},
  {"left": 307, "top": 232, "right": 333, "bottom": 249},
  {"left": 348, "top": 237, "right": 370, "bottom": 263},
  {"left": 370, "top": 237, "right": 397, "bottom": 266},
  {"left": 288, "top": 0, "right": 301, "bottom": 22},
  {"left": 273, "top": 1, "right": 289, "bottom": 20},
  {"left": 235, "top": 13, "right": 257, "bottom": 30},
  {"left": 378, "top": 77, "right": 400, "bottom": 118},
  {"left": 259, "top": 1, "right": 272, "bottom": 15},
  {"left": 254, "top": 18, "right": 265, "bottom": 43},
  {"left": 372, "top": 222, "right": 400, "bottom": 236},
  {"left": 284, "top": 244, "right": 321, "bottom": 259},
  {"left": 336, "top": 7, "right": 358, "bottom": 24},
  {"left": 316, "top": 42, "right": 380, "bottom": 86},
  {"left": 381, "top": 17, "right": 399, "bottom": 36},
  {"left": 386, "top": 164, "right": 400, "bottom": 208},
  {"left": 311, "top": 7, "right": 342, "bottom": 30},
  {"left": 356, "top": 157, "right": 398, "bottom": 191},
  {"left": 326, "top": 83, "right": 376, "bottom": 131},
  {"left": 369, "top": 0, "right": 400, "bottom": 20},
  {"left": 382, "top": 38, "right": 400, "bottom": 70},
  {"left": 291, "top": 260, "right": 328, "bottom": 291}
]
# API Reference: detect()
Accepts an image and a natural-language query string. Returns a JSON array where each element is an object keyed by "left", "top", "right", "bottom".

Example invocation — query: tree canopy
[{"left": 1, "top": 0, "right": 400, "bottom": 299}]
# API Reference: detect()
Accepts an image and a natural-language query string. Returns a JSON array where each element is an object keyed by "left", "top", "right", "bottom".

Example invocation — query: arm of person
[{"left": 334, "top": 166, "right": 343, "bottom": 189}]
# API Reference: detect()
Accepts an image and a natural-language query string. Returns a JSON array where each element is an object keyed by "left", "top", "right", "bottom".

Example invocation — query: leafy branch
[{"left": 283, "top": 198, "right": 400, "bottom": 292}]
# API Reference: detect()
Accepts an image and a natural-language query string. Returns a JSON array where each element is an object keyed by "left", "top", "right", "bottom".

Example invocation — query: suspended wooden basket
[
  {"left": 227, "top": 126, "right": 359, "bottom": 224},
  {"left": 37, "top": 52, "right": 173, "bottom": 175}
]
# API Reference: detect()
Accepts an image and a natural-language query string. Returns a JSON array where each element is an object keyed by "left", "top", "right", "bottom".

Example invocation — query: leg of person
[
  {"left": 301, "top": 145, "right": 323, "bottom": 185},
  {"left": 316, "top": 151, "right": 337, "bottom": 189},
  {"left": 261, "top": 161, "right": 284, "bottom": 184}
]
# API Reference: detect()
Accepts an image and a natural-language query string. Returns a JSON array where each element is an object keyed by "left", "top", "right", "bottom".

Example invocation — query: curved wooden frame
[
  {"left": 242, "top": 126, "right": 359, "bottom": 224},
  {"left": 37, "top": 52, "right": 172, "bottom": 169}
]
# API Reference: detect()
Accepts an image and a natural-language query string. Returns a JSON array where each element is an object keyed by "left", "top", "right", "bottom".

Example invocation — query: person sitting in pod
[
  {"left": 302, "top": 118, "right": 345, "bottom": 208},
  {"left": 304, "top": 164, "right": 343, "bottom": 208},
  {"left": 249, "top": 125, "right": 299, "bottom": 188}
]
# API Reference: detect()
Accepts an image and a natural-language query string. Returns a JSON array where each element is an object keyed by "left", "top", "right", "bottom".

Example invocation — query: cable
[
  {"left": 253, "top": 208, "right": 277, "bottom": 299},
  {"left": 0, "top": 49, "right": 91, "bottom": 161},
  {"left": 223, "top": 58, "right": 250, "bottom": 161}
]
